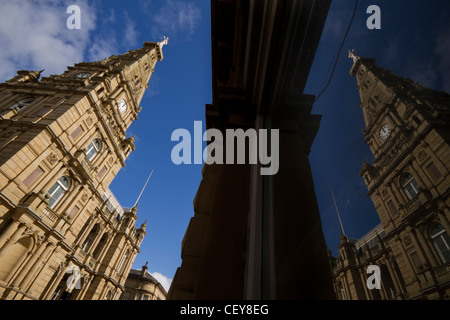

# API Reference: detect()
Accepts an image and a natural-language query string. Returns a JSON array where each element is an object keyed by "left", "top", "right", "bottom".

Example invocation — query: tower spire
[
  {"left": 133, "top": 169, "right": 154, "bottom": 208},
  {"left": 348, "top": 49, "right": 359, "bottom": 63},
  {"left": 332, "top": 191, "right": 346, "bottom": 237}
]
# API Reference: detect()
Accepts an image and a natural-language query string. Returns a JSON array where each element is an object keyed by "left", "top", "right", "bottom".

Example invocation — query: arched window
[
  {"left": 92, "top": 233, "right": 108, "bottom": 259},
  {"left": 85, "top": 139, "right": 101, "bottom": 161},
  {"left": 11, "top": 98, "right": 35, "bottom": 110},
  {"left": 401, "top": 173, "right": 419, "bottom": 200},
  {"left": 81, "top": 223, "right": 100, "bottom": 252},
  {"left": 47, "top": 176, "right": 70, "bottom": 209},
  {"left": 430, "top": 224, "right": 450, "bottom": 264}
]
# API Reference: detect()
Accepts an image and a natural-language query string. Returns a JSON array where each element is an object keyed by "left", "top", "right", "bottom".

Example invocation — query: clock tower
[
  {"left": 349, "top": 51, "right": 450, "bottom": 299},
  {"left": 0, "top": 40, "right": 167, "bottom": 300}
]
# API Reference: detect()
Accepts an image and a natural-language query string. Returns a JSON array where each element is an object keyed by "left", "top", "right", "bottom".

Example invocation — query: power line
[{"left": 314, "top": 0, "right": 359, "bottom": 103}]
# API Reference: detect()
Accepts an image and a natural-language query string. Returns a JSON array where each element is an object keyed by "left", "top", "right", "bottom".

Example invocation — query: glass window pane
[{"left": 59, "top": 176, "right": 70, "bottom": 189}]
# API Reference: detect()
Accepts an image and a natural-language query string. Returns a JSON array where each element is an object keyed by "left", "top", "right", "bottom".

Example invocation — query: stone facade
[
  {"left": 121, "top": 262, "right": 167, "bottom": 300},
  {"left": 330, "top": 54, "right": 450, "bottom": 300},
  {"left": 0, "top": 41, "right": 166, "bottom": 300}
]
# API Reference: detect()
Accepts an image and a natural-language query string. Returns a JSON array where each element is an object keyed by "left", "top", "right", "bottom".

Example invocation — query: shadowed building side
[{"left": 168, "top": 0, "right": 334, "bottom": 300}]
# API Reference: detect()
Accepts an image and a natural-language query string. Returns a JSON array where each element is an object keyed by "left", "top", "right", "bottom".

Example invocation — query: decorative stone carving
[
  {"left": 403, "top": 236, "right": 412, "bottom": 247},
  {"left": 46, "top": 152, "right": 58, "bottom": 167},
  {"left": 81, "top": 193, "right": 89, "bottom": 203}
]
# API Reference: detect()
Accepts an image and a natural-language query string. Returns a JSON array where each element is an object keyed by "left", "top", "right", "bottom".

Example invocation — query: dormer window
[
  {"left": 75, "top": 72, "right": 91, "bottom": 78},
  {"left": 10, "top": 98, "right": 35, "bottom": 110}
]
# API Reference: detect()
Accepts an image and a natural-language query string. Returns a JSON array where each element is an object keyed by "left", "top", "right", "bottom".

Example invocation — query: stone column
[
  {"left": 385, "top": 259, "right": 402, "bottom": 299},
  {"left": 0, "top": 220, "right": 21, "bottom": 250},
  {"left": 42, "top": 263, "right": 67, "bottom": 300},
  {"left": 10, "top": 240, "right": 48, "bottom": 288},
  {"left": 76, "top": 274, "right": 94, "bottom": 300},
  {"left": 0, "top": 223, "right": 27, "bottom": 258},
  {"left": 19, "top": 243, "right": 54, "bottom": 291},
  {"left": 415, "top": 227, "right": 438, "bottom": 266}
]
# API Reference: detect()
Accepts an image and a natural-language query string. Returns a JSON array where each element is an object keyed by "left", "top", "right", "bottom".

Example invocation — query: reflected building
[{"left": 330, "top": 53, "right": 450, "bottom": 300}]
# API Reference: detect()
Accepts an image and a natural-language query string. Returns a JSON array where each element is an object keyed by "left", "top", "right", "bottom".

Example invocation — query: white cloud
[
  {"left": 151, "top": 272, "right": 173, "bottom": 293},
  {"left": 123, "top": 12, "right": 139, "bottom": 47},
  {"left": 0, "top": 0, "right": 97, "bottom": 81},
  {"left": 151, "top": 0, "right": 202, "bottom": 40}
]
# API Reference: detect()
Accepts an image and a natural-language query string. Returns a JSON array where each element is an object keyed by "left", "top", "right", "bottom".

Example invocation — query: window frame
[
  {"left": 400, "top": 173, "right": 419, "bottom": 200},
  {"left": 47, "top": 176, "right": 71, "bottom": 209}
]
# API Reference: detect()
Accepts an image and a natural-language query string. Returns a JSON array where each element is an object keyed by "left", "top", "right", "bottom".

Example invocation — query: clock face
[
  {"left": 75, "top": 72, "right": 90, "bottom": 78},
  {"left": 379, "top": 124, "right": 391, "bottom": 140},
  {"left": 118, "top": 100, "right": 127, "bottom": 113}
]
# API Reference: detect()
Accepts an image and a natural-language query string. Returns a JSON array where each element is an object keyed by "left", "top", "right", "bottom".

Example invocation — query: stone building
[
  {"left": 0, "top": 40, "right": 167, "bottom": 300},
  {"left": 121, "top": 261, "right": 167, "bottom": 300},
  {"left": 330, "top": 53, "right": 450, "bottom": 300}
]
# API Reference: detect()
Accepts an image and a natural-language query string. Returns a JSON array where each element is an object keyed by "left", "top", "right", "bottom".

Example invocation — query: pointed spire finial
[
  {"left": 133, "top": 169, "right": 154, "bottom": 208},
  {"left": 159, "top": 36, "right": 169, "bottom": 49},
  {"left": 348, "top": 49, "right": 359, "bottom": 63},
  {"left": 332, "top": 191, "right": 346, "bottom": 237}
]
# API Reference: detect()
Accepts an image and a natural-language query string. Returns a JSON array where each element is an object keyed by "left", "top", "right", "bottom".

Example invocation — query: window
[
  {"left": 47, "top": 176, "right": 70, "bottom": 208},
  {"left": 11, "top": 98, "right": 35, "bottom": 110},
  {"left": 81, "top": 237, "right": 92, "bottom": 252},
  {"left": 86, "top": 139, "right": 101, "bottom": 161},
  {"left": 117, "top": 250, "right": 129, "bottom": 273},
  {"left": 401, "top": 173, "right": 419, "bottom": 200},
  {"left": 427, "top": 163, "right": 442, "bottom": 181},
  {"left": 430, "top": 224, "right": 450, "bottom": 264},
  {"left": 370, "top": 99, "right": 377, "bottom": 108},
  {"left": 387, "top": 200, "right": 398, "bottom": 216},
  {"left": 339, "top": 282, "right": 346, "bottom": 300}
]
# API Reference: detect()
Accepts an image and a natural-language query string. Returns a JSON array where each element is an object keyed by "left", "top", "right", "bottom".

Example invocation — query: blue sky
[{"left": 0, "top": 0, "right": 449, "bottom": 292}]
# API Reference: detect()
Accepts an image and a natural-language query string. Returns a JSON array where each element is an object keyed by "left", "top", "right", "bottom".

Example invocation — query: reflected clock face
[
  {"left": 379, "top": 124, "right": 391, "bottom": 140},
  {"left": 118, "top": 99, "right": 127, "bottom": 113},
  {"left": 75, "top": 72, "right": 90, "bottom": 78}
]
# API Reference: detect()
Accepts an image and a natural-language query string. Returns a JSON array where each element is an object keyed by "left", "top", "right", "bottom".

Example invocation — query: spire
[
  {"left": 332, "top": 191, "right": 346, "bottom": 237},
  {"left": 133, "top": 169, "right": 154, "bottom": 208},
  {"left": 139, "top": 219, "right": 147, "bottom": 231},
  {"left": 348, "top": 49, "right": 359, "bottom": 63},
  {"left": 159, "top": 36, "right": 169, "bottom": 49},
  {"left": 142, "top": 261, "right": 148, "bottom": 275}
]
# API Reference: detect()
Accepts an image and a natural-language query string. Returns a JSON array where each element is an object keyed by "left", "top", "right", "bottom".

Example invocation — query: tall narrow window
[
  {"left": 85, "top": 139, "right": 101, "bottom": 161},
  {"left": 117, "top": 249, "right": 129, "bottom": 273},
  {"left": 401, "top": 173, "right": 419, "bottom": 200},
  {"left": 430, "top": 224, "right": 450, "bottom": 264},
  {"left": 47, "top": 176, "right": 70, "bottom": 208},
  {"left": 339, "top": 282, "right": 346, "bottom": 300}
]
